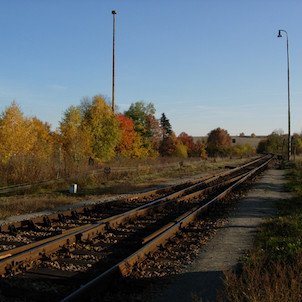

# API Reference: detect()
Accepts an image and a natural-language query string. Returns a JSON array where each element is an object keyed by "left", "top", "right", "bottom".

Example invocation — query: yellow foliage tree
[
  {"left": 129, "top": 133, "right": 158, "bottom": 159},
  {"left": 0, "top": 102, "right": 55, "bottom": 184},
  {"left": 0, "top": 101, "right": 33, "bottom": 163},
  {"left": 173, "top": 142, "right": 188, "bottom": 158},
  {"left": 29, "top": 117, "right": 53, "bottom": 160},
  {"left": 60, "top": 105, "right": 91, "bottom": 161},
  {"left": 81, "top": 95, "right": 121, "bottom": 161}
]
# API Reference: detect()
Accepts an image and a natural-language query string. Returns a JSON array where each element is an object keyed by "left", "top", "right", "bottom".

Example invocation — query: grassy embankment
[
  {"left": 220, "top": 159, "right": 302, "bottom": 302},
  {"left": 0, "top": 156, "right": 253, "bottom": 220}
]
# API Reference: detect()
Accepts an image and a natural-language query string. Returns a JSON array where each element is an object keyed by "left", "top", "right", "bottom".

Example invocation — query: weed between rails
[{"left": 219, "top": 160, "right": 302, "bottom": 302}]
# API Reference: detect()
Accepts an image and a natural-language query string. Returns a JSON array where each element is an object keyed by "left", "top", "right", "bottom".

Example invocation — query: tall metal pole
[
  {"left": 112, "top": 10, "right": 117, "bottom": 114},
  {"left": 59, "top": 147, "right": 61, "bottom": 178},
  {"left": 278, "top": 29, "right": 291, "bottom": 161}
]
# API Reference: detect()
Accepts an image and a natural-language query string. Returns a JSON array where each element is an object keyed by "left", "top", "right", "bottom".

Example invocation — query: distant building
[{"left": 193, "top": 136, "right": 266, "bottom": 149}]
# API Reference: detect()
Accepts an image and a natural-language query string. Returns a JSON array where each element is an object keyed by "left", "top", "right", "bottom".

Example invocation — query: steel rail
[
  {"left": 0, "top": 155, "right": 267, "bottom": 236},
  {"left": 0, "top": 157, "right": 266, "bottom": 276},
  {"left": 0, "top": 160, "right": 268, "bottom": 274},
  {"left": 118, "top": 156, "right": 272, "bottom": 275},
  {"left": 0, "top": 168, "right": 247, "bottom": 273},
  {"left": 0, "top": 173, "right": 214, "bottom": 233},
  {"left": 0, "top": 173, "right": 216, "bottom": 259},
  {"left": 60, "top": 156, "right": 272, "bottom": 302},
  {"left": 0, "top": 153, "right": 263, "bottom": 261},
  {"left": 0, "top": 155, "right": 267, "bottom": 232}
]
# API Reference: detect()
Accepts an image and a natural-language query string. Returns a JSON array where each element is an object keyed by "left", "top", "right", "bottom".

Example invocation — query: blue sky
[{"left": 1, "top": 0, "right": 301, "bottom": 136}]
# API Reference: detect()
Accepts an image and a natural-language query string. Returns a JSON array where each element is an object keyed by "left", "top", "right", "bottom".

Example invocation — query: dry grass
[
  {"left": 0, "top": 156, "right": 254, "bottom": 220},
  {"left": 220, "top": 251, "right": 302, "bottom": 302},
  {"left": 0, "top": 194, "right": 81, "bottom": 219},
  {"left": 218, "top": 159, "right": 302, "bottom": 302}
]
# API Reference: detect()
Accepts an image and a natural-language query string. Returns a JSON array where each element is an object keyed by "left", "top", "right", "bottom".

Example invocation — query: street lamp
[
  {"left": 277, "top": 29, "right": 291, "bottom": 161},
  {"left": 112, "top": 10, "right": 117, "bottom": 114}
]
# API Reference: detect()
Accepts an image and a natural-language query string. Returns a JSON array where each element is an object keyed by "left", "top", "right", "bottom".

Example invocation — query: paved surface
[{"left": 154, "top": 168, "right": 291, "bottom": 302}]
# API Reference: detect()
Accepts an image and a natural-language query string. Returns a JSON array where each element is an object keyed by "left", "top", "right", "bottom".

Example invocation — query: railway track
[{"left": 0, "top": 155, "right": 273, "bottom": 302}]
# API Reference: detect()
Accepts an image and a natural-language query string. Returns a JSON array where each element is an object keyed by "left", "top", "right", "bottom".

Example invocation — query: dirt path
[{"left": 154, "top": 168, "right": 291, "bottom": 302}]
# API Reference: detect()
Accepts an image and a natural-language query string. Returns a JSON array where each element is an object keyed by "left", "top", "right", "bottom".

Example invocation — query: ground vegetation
[
  {"left": 219, "top": 159, "right": 302, "bottom": 302},
  {"left": 0, "top": 156, "right": 255, "bottom": 219}
]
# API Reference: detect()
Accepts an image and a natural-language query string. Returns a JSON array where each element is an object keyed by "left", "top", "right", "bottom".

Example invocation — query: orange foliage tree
[
  {"left": 115, "top": 114, "right": 137, "bottom": 156},
  {"left": 191, "top": 139, "right": 207, "bottom": 158},
  {"left": 124, "top": 101, "right": 160, "bottom": 157},
  {"left": 178, "top": 132, "right": 195, "bottom": 156},
  {"left": 146, "top": 114, "right": 164, "bottom": 151},
  {"left": 206, "top": 127, "right": 232, "bottom": 157},
  {"left": 159, "top": 132, "right": 183, "bottom": 157}
]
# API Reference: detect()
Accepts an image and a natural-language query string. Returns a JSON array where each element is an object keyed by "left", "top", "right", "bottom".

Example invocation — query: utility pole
[
  {"left": 112, "top": 10, "right": 117, "bottom": 114},
  {"left": 278, "top": 29, "right": 291, "bottom": 161}
]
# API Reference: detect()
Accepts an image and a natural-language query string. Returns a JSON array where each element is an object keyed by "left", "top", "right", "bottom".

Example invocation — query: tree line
[
  {"left": 0, "top": 96, "right": 256, "bottom": 185},
  {"left": 257, "top": 130, "right": 302, "bottom": 158}
]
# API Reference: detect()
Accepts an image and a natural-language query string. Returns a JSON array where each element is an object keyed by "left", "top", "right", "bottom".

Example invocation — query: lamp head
[
  {"left": 278, "top": 30, "right": 282, "bottom": 38},
  {"left": 112, "top": 10, "right": 117, "bottom": 14}
]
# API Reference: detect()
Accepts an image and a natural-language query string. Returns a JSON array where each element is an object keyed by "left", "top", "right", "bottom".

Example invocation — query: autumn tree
[
  {"left": 256, "top": 130, "right": 286, "bottom": 156},
  {"left": 256, "top": 139, "right": 268, "bottom": 154},
  {"left": 29, "top": 117, "right": 54, "bottom": 160},
  {"left": 206, "top": 127, "right": 232, "bottom": 157},
  {"left": 292, "top": 134, "right": 302, "bottom": 156},
  {"left": 124, "top": 101, "right": 155, "bottom": 131},
  {"left": 178, "top": 132, "right": 194, "bottom": 156},
  {"left": 124, "top": 101, "right": 161, "bottom": 155},
  {"left": 131, "top": 134, "right": 158, "bottom": 158},
  {"left": 191, "top": 139, "right": 207, "bottom": 158},
  {"left": 59, "top": 105, "right": 91, "bottom": 162},
  {"left": 0, "top": 102, "right": 55, "bottom": 184},
  {"left": 173, "top": 143, "right": 188, "bottom": 158},
  {"left": 81, "top": 95, "right": 121, "bottom": 161},
  {"left": 159, "top": 132, "right": 181, "bottom": 157},
  {"left": 233, "top": 143, "right": 255, "bottom": 157},
  {"left": 116, "top": 113, "right": 158, "bottom": 158},
  {"left": 146, "top": 114, "right": 163, "bottom": 151},
  {"left": 0, "top": 101, "right": 34, "bottom": 162},
  {"left": 115, "top": 114, "right": 137, "bottom": 156}
]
